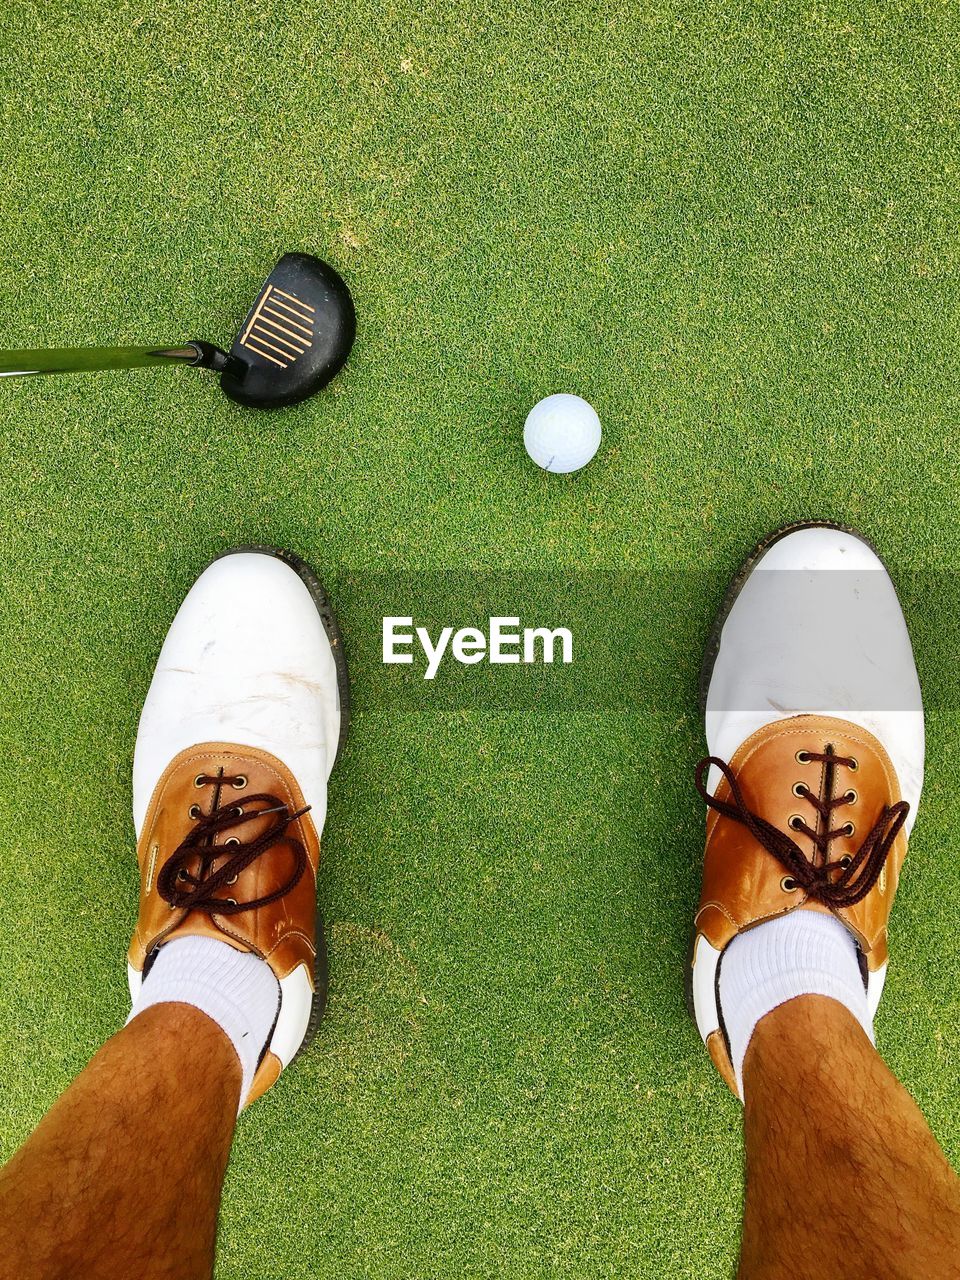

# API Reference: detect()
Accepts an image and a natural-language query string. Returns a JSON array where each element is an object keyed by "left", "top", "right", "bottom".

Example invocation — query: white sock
[
  {"left": 128, "top": 937, "right": 280, "bottom": 1108},
  {"left": 719, "top": 911, "right": 874, "bottom": 1097}
]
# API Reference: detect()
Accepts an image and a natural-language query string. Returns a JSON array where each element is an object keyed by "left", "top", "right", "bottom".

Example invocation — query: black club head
[{"left": 219, "top": 252, "right": 356, "bottom": 410}]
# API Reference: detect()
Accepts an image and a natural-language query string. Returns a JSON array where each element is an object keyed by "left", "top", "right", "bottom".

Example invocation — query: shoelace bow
[
  {"left": 694, "top": 746, "right": 909, "bottom": 909},
  {"left": 156, "top": 768, "right": 310, "bottom": 916}
]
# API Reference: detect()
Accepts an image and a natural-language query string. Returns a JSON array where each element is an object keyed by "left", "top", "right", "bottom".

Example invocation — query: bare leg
[
  {"left": 740, "top": 995, "right": 960, "bottom": 1280},
  {"left": 0, "top": 1004, "right": 240, "bottom": 1280}
]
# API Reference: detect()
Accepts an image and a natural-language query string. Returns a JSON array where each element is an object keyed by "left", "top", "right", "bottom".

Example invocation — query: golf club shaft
[{"left": 0, "top": 342, "right": 228, "bottom": 377}]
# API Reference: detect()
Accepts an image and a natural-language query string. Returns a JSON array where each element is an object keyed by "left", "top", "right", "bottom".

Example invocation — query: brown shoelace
[
  {"left": 694, "top": 746, "right": 909, "bottom": 909},
  {"left": 157, "top": 768, "right": 310, "bottom": 916}
]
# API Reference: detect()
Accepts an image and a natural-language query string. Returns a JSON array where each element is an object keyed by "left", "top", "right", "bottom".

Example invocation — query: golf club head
[{"left": 220, "top": 253, "right": 356, "bottom": 409}]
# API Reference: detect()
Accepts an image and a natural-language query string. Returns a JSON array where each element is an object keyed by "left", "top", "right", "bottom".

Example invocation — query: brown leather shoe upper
[
  {"left": 128, "top": 741, "right": 322, "bottom": 1103},
  {"left": 694, "top": 714, "right": 910, "bottom": 1090}
]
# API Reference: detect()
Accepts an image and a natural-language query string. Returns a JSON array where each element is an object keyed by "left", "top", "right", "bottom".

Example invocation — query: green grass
[{"left": 2, "top": 1, "right": 960, "bottom": 1275}]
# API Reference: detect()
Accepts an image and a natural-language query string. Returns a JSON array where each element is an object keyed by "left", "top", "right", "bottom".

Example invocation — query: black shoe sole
[{"left": 212, "top": 543, "right": 351, "bottom": 1061}]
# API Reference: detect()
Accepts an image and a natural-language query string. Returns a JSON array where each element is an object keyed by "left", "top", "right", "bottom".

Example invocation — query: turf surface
[{"left": 2, "top": 1, "right": 960, "bottom": 1275}]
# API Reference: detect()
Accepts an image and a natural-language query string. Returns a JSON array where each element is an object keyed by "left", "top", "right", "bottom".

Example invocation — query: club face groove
[
  {"left": 221, "top": 252, "right": 356, "bottom": 409},
  {"left": 239, "top": 283, "right": 316, "bottom": 367}
]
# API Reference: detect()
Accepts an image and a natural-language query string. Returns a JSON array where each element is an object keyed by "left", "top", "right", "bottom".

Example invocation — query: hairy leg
[
  {"left": 740, "top": 995, "right": 960, "bottom": 1280},
  {"left": 0, "top": 1004, "right": 240, "bottom": 1280}
]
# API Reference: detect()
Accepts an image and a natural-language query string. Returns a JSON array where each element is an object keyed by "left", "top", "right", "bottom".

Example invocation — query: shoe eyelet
[
  {"left": 224, "top": 837, "right": 241, "bottom": 848},
  {"left": 792, "top": 782, "right": 808, "bottom": 798},
  {"left": 841, "top": 821, "right": 855, "bottom": 837},
  {"left": 796, "top": 750, "right": 812, "bottom": 764},
  {"left": 788, "top": 815, "right": 805, "bottom": 831},
  {"left": 847, "top": 757, "right": 859, "bottom": 773},
  {"left": 781, "top": 876, "right": 799, "bottom": 892},
  {"left": 188, "top": 804, "right": 201, "bottom": 820},
  {"left": 232, "top": 775, "right": 248, "bottom": 790},
  {"left": 843, "top": 789, "right": 858, "bottom": 804},
  {"left": 226, "top": 874, "right": 238, "bottom": 885},
  {"left": 225, "top": 898, "right": 237, "bottom": 907},
  {"left": 176, "top": 868, "right": 188, "bottom": 881},
  {"left": 839, "top": 855, "right": 853, "bottom": 869},
  {"left": 194, "top": 774, "right": 206, "bottom": 788}
]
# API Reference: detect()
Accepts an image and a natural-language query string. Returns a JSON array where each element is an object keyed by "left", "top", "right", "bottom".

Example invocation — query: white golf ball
[{"left": 523, "top": 394, "right": 601, "bottom": 473}]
